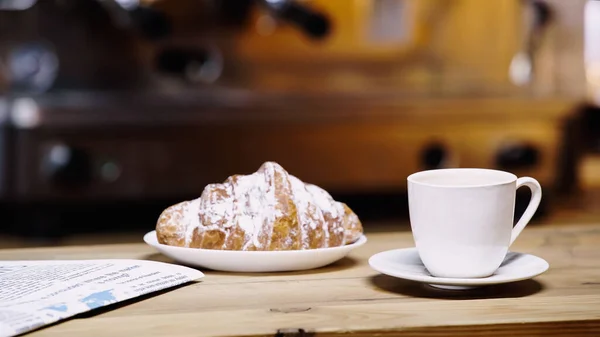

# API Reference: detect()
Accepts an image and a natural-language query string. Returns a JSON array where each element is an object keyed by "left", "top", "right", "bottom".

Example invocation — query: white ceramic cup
[{"left": 407, "top": 168, "right": 542, "bottom": 278}]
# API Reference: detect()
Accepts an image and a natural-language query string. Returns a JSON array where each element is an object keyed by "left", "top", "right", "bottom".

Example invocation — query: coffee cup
[{"left": 407, "top": 168, "right": 542, "bottom": 278}]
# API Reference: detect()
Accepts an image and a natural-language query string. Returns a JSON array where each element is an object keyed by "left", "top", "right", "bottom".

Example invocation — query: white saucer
[
  {"left": 368, "top": 248, "right": 549, "bottom": 290},
  {"left": 144, "top": 231, "right": 367, "bottom": 273}
]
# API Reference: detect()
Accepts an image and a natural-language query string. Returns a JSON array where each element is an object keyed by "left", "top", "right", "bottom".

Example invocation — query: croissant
[{"left": 156, "top": 161, "right": 363, "bottom": 251}]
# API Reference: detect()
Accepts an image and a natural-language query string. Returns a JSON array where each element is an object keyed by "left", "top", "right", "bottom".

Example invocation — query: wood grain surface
[{"left": 2, "top": 224, "right": 600, "bottom": 337}]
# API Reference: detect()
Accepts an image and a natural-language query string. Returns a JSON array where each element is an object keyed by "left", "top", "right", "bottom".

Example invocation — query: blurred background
[{"left": 1, "top": 0, "right": 600, "bottom": 248}]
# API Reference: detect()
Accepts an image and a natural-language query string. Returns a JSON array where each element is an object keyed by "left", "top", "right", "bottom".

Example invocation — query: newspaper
[{"left": 0, "top": 259, "right": 204, "bottom": 337}]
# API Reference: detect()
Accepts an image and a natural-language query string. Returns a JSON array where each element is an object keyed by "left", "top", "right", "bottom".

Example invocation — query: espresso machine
[
  {"left": 0, "top": 0, "right": 590, "bottom": 237},
  {"left": 0, "top": 0, "right": 351, "bottom": 236}
]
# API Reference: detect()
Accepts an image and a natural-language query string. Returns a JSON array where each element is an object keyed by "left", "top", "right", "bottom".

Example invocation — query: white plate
[
  {"left": 144, "top": 231, "right": 367, "bottom": 273},
  {"left": 368, "top": 247, "right": 549, "bottom": 290}
]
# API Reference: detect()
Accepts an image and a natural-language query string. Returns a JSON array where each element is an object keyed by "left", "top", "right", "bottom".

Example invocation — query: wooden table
[{"left": 2, "top": 223, "right": 600, "bottom": 337}]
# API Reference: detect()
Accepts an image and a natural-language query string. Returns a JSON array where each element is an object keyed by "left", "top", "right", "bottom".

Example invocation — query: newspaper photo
[{"left": 0, "top": 259, "right": 204, "bottom": 337}]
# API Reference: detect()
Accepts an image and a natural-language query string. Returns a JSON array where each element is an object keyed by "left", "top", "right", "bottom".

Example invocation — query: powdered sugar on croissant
[{"left": 156, "top": 162, "right": 363, "bottom": 250}]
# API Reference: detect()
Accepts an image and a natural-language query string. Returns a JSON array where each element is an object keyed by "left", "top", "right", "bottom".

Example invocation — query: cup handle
[{"left": 510, "top": 177, "right": 542, "bottom": 246}]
